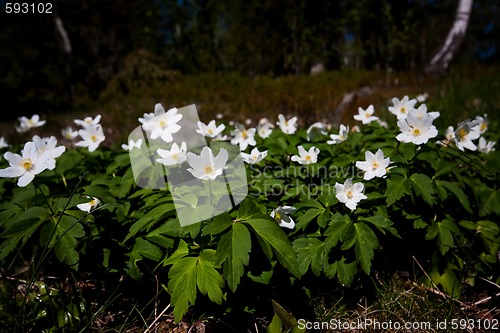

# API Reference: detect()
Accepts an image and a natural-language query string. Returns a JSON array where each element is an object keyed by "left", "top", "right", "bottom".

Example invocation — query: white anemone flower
[
  {"left": 241, "top": 147, "right": 268, "bottom": 164},
  {"left": 355, "top": 149, "right": 391, "bottom": 180},
  {"left": 416, "top": 93, "right": 429, "bottom": 103},
  {"left": 0, "top": 137, "right": 9, "bottom": 149},
  {"left": 327, "top": 124, "right": 349, "bottom": 144},
  {"left": 138, "top": 112, "right": 155, "bottom": 124},
  {"left": 231, "top": 127, "right": 256, "bottom": 151},
  {"left": 335, "top": 178, "right": 367, "bottom": 211},
  {"left": 291, "top": 145, "right": 319, "bottom": 165},
  {"left": 454, "top": 120, "right": 481, "bottom": 151},
  {"left": 277, "top": 114, "right": 298, "bottom": 134},
  {"left": 0, "top": 141, "right": 51, "bottom": 187},
  {"left": 16, "top": 115, "right": 46, "bottom": 133},
  {"left": 74, "top": 115, "right": 101, "bottom": 129},
  {"left": 62, "top": 126, "right": 79, "bottom": 140},
  {"left": 353, "top": 105, "right": 379, "bottom": 124},
  {"left": 257, "top": 120, "right": 274, "bottom": 138},
  {"left": 186, "top": 146, "right": 228, "bottom": 181},
  {"left": 396, "top": 112, "right": 438, "bottom": 145},
  {"left": 75, "top": 124, "right": 106, "bottom": 152},
  {"left": 32, "top": 135, "right": 66, "bottom": 170},
  {"left": 475, "top": 114, "right": 488, "bottom": 134},
  {"left": 478, "top": 137, "right": 496, "bottom": 154},
  {"left": 271, "top": 206, "right": 296, "bottom": 229},
  {"left": 196, "top": 120, "right": 225, "bottom": 138},
  {"left": 306, "top": 122, "right": 327, "bottom": 141},
  {"left": 388, "top": 96, "right": 417, "bottom": 120},
  {"left": 413, "top": 104, "right": 440, "bottom": 120},
  {"left": 77, "top": 197, "right": 100, "bottom": 213},
  {"left": 122, "top": 138, "right": 143, "bottom": 151},
  {"left": 141, "top": 104, "right": 182, "bottom": 143},
  {"left": 437, "top": 126, "right": 456, "bottom": 146},
  {"left": 157, "top": 142, "right": 188, "bottom": 166}
]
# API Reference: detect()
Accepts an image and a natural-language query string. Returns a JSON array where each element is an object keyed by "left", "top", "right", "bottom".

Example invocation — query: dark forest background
[{"left": 0, "top": 0, "right": 498, "bottom": 121}]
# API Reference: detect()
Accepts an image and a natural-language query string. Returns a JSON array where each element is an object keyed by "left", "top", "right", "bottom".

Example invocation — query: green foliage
[{"left": 0, "top": 98, "right": 499, "bottom": 330}]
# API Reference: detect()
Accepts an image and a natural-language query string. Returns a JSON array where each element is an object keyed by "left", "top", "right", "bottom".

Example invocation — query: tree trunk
[
  {"left": 53, "top": 1, "right": 75, "bottom": 101},
  {"left": 426, "top": 0, "right": 473, "bottom": 73}
]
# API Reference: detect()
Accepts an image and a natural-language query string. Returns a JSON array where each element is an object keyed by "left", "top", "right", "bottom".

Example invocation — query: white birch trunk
[{"left": 426, "top": 0, "right": 473, "bottom": 72}]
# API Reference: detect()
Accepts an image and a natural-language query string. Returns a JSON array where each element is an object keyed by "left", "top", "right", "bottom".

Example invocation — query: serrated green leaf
[
  {"left": 202, "top": 213, "right": 232, "bottom": 236},
  {"left": 168, "top": 249, "right": 224, "bottom": 322},
  {"left": 168, "top": 256, "right": 198, "bottom": 321},
  {"left": 163, "top": 239, "right": 189, "bottom": 266},
  {"left": 426, "top": 220, "right": 456, "bottom": 255},
  {"left": 216, "top": 223, "right": 251, "bottom": 292},
  {"left": 385, "top": 175, "right": 411, "bottom": 206},
  {"left": 133, "top": 238, "right": 163, "bottom": 261},
  {"left": 293, "top": 238, "right": 324, "bottom": 276},
  {"left": 410, "top": 173, "right": 434, "bottom": 205},
  {"left": 324, "top": 213, "right": 352, "bottom": 250},
  {"left": 359, "top": 207, "right": 398, "bottom": 236},
  {"left": 336, "top": 258, "right": 357, "bottom": 287},
  {"left": 295, "top": 208, "right": 322, "bottom": 231},
  {"left": 479, "top": 188, "right": 500, "bottom": 216},
  {"left": 354, "top": 222, "right": 379, "bottom": 274},
  {"left": 436, "top": 180, "right": 472, "bottom": 214},
  {"left": 477, "top": 220, "right": 499, "bottom": 241},
  {"left": 237, "top": 198, "right": 261, "bottom": 221},
  {"left": 245, "top": 218, "right": 301, "bottom": 278},
  {"left": 196, "top": 249, "right": 224, "bottom": 304}
]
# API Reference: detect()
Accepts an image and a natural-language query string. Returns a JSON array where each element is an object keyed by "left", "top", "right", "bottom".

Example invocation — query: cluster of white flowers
[
  {"left": 0, "top": 136, "right": 65, "bottom": 187},
  {"left": 448, "top": 116, "right": 495, "bottom": 153},
  {"left": 74, "top": 115, "right": 106, "bottom": 152}
]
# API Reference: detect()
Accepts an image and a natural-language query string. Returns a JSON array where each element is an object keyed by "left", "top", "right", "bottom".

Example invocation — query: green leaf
[
  {"left": 425, "top": 219, "right": 457, "bottom": 255},
  {"left": 359, "top": 207, "right": 398, "bottom": 236},
  {"left": 236, "top": 198, "right": 261, "bottom": 221},
  {"left": 245, "top": 218, "right": 301, "bottom": 278},
  {"left": 293, "top": 238, "right": 324, "bottom": 276},
  {"left": 82, "top": 185, "right": 116, "bottom": 203},
  {"left": 267, "top": 314, "right": 282, "bottom": 333},
  {"left": 436, "top": 180, "right": 472, "bottom": 214},
  {"left": 354, "top": 222, "right": 379, "bottom": 274},
  {"left": 202, "top": 213, "right": 233, "bottom": 236},
  {"left": 385, "top": 175, "right": 411, "bottom": 206},
  {"left": 477, "top": 220, "right": 499, "bottom": 241},
  {"left": 216, "top": 223, "right": 251, "bottom": 292},
  {"left": 479, "top": 188, "right": 500, "bottom": 216},
  {"left": 163, "top": 239, "right": 189, "bottom": 266},
  {"left": 196, "top": 250, "right": 225, "bottom": 304},
  {"left": 409, "top": 173, "right": 434, "bottom": 205},
  {"left": 324, "top": 213, "right": 352, "bottom": 250},
  {"left": 168, "top": 249, "right": 224, "bottom": 322},
  {"left": 133, "top": 238, "right": 163, "bottom": 261},
  {"left": 336, "top": 258, "right": 357, "bottom": 287},
  {"left": 168, "top": 256, "right": 198, "bottom": 321}
]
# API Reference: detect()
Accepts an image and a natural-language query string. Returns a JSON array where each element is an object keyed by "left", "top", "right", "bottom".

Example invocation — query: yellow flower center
[
  {"left": 242, "top": 131, "right": 248, "bottom": 139},
  {"left": 27, "top": 119, "right": 33, "bottom": 126},
  {"left": 458, "top": 128, "right": 467, "bottom": 140},
  {"left": 305, "top": 155, "right": 312, "bottom": 162},
  {"left": 20, "top": 158, "right": 33, "bottom": 171},
  {"left": 372, "top": 162, "right": 379, "bottom": 169},
  {"left": 346, "top": 190, "right": 353, "bottom": 199},
  {"left": 480, "top": 123, "right": 487, "bottom": 132},
  {"left": 284, "top": 120, "right": 289, "bottom": 126},
  {"left": 207, "top": 129, "right": 213, "bottom": 135},
  {"left": 400, "top": 107, "right": 406, "bottom": 114},
  {"left": 91, "top": 135, "right": 98, "bottom": 142},
  {"left": 412, "top": 128, "right": 421, "bottom": 136},
  {"left": 204, "top": 166, "right": 214, "bottom": 174},
  {"left": 159, "top": 120, "right": 167, "bottom": 127},
  {"left": 89, "top": 199, "right": 96, "bottom": 206},
  {"left": 365, "top": 112, "right": 371, "bottom": 118},
  {"left": 275, "top": 212, "right": 282, "bottom": 220},
  {"left": 172, "top": 153, "right": 179, "bottom": 160}
]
